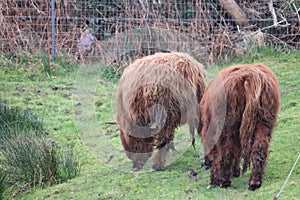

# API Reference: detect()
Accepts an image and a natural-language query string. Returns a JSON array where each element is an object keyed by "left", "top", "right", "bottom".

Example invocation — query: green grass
[
  {"left": 0, "top": 102, "right": 80, "bottom": 198},
  {"left": 0, "top": 47, "right": 299, "bottom": 199},
  {"left": 0, "top": 102, "right": 44, "bottom": 139},
  {"left": 0, "top": 171, "right": 6, "bottom": 199}
]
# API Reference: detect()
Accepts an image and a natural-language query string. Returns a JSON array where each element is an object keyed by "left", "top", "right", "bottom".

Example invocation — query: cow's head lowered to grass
[{"left": 116, "top": 52, "right": 206, "bottom": 171}]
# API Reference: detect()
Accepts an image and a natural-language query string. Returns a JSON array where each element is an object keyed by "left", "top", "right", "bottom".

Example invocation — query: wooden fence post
[{"left": 216, "top": 0, "right": 249, "bottom": 26}]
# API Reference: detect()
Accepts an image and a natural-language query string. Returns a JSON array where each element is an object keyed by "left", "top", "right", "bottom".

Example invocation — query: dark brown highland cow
[
  {"left": 116, "top": 52, "right": 206, "bottom": 171},
  {"left": 198, "top": 64, "right": 280, "bottom": 191}
]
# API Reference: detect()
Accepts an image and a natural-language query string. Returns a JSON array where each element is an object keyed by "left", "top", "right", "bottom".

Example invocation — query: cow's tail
[{"left": 240, "top": 76, "right": 262, "bottom": 174}]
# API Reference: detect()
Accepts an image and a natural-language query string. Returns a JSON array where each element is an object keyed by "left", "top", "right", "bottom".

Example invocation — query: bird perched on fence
[{"left": 76, "top": 29, "right": 94, "bottom": 62}]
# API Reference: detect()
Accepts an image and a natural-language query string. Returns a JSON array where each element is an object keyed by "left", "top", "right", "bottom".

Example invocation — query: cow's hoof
[
  {"left": 132, "top": 163, "right": 143, "bottom": 172},
  {"left": 233, "top": 168, "right": 240, "bottom": 177},
  {"left": 210, "top": 179, "right": 231, "bottom": 188},
  {"left": 132, "top": 167, "right": 141, "bottom": 172},
  {"left": 152, "top": 164, "right": 163, "bottom": 171},
  {"left": 201, "top": 163, "right": 211, "bottom": 170},
  {"left": 248, "top": 180, "right": 261, "bottom": 191},
  {"left": 207, "top": 184, "right": 216, "bottom": 189},
  {"left": 220, "top": 181, "right": 231, "bottom": 188}
]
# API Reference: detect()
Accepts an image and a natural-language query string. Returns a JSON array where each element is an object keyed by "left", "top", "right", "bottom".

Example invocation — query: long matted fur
[
  {"left": 199, "top": 63, "right": 280, "bottom": 190},
  {"left": 116, "top": 52, "right": 206, "bottom": 171}
]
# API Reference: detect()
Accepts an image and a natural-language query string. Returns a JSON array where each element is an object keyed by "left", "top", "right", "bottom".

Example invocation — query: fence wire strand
[{"left": 276, "top": 152, "right": 300, "bottom": 199}]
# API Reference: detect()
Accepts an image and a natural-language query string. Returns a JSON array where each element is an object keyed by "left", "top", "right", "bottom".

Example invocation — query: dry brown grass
[{"left": 0, "top": 0, "right": 299, "bottom": 68}]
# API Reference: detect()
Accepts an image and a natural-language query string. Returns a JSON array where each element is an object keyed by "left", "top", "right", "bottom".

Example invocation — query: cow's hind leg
[
  {"left": 202, "top": 137, "right": 214, "bottom": 170},
  {"left": 248, "top": 123, "right": 271, "bottom": 191},
  {"left": 202, "top": 153, "right": 213, "bottom": 170},
  {"left": 232, "top": 136, "right": 241, "bottom": 177},
  {"left": 210, "top": 133, "right": 234, "bottom": 188}
]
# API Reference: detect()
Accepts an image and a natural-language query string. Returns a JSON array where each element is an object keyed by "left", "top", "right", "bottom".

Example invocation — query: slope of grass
[
  {"left": 0, "top": 54, "right": 81, "bottom": 198},
  {"left": 0, "top": 47, "right": 299, "bottom": 199},
  {"left": 0, "top": 102, "right": 81, "bottom": 198}
]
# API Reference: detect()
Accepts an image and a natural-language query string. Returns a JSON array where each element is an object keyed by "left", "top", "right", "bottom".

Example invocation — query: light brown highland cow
[
  {"left": 198, "top": 64, "right": 280, "bottom": 190},
  {"left": 116, "top": 52, "right": 206, "bottom": 171}
]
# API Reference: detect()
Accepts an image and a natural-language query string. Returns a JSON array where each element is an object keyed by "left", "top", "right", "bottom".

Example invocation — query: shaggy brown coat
[
  {"left": 116, "top": 52, "right": 206, "bottom": 171},
  {"left": 198, "top": 64, "right": 280, "bottom": 190}
]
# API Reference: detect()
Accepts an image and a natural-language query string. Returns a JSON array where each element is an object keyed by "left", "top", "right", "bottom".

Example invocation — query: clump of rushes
[
  {"left": 0, "top": 171, "right": 6, "bottom": 199},
  {"left": 1, "top": 135, "right": 58, "bottom": 189},
  {"left": 0, "top": 102, "right": 80, "bottom": 197},
  {"left": 57, "top": 147, "right": 81, "bottom": 183},
  {"left": 0, "top": 102, "right": 44, "bottom": 139}
]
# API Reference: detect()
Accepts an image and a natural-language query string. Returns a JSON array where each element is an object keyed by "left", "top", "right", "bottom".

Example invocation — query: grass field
[{"left": 0, "top": 47, "right": 299, "bottom": 200}]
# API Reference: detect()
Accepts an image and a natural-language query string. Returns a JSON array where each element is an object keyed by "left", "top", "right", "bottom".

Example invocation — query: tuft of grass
[
  {"left": 1, "top": 135, "right": 58, "bottom": 190},
  {"left": 56, "top": 147, "right": 81, "bottom": 183},
  {"left": 0, "top": 136, "right": 81, "bottom": 198},
  {"left": 40, "top": 53, "right": 51, "bottom": 75},
  {"left": 0, "top": 102, "right": 80, "bottom": 198},
  {"left": 0, "top": 102, "right": 44, "bottom": 139},
  {"left": 0, "top": 171, "right": 6, "bottom": 199},
  {"left": 100, "top": 63, "right": 123, "bottom": 80}
]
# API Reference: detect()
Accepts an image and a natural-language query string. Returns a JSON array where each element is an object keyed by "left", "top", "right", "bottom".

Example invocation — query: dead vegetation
[{"left": 0, "top": 0, "right": 299, "bottom": 69}]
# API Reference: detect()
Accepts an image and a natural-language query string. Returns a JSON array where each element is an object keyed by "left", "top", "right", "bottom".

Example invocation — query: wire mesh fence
[{"left": 0, "top": 0, "right": 299, "bottom": 69}]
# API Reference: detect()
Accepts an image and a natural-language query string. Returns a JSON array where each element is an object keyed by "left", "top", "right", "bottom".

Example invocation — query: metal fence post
[{"left": 51, "top": 0, "right": 56, "bottom": 59}]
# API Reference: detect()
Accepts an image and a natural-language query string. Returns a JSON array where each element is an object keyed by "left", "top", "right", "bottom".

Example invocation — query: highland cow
[
  {"left": 198, "top": 64, "right": 280, "bottom": 191},
  {"left": 116, "top": 52, "right": 206, "bottom": 171}
]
